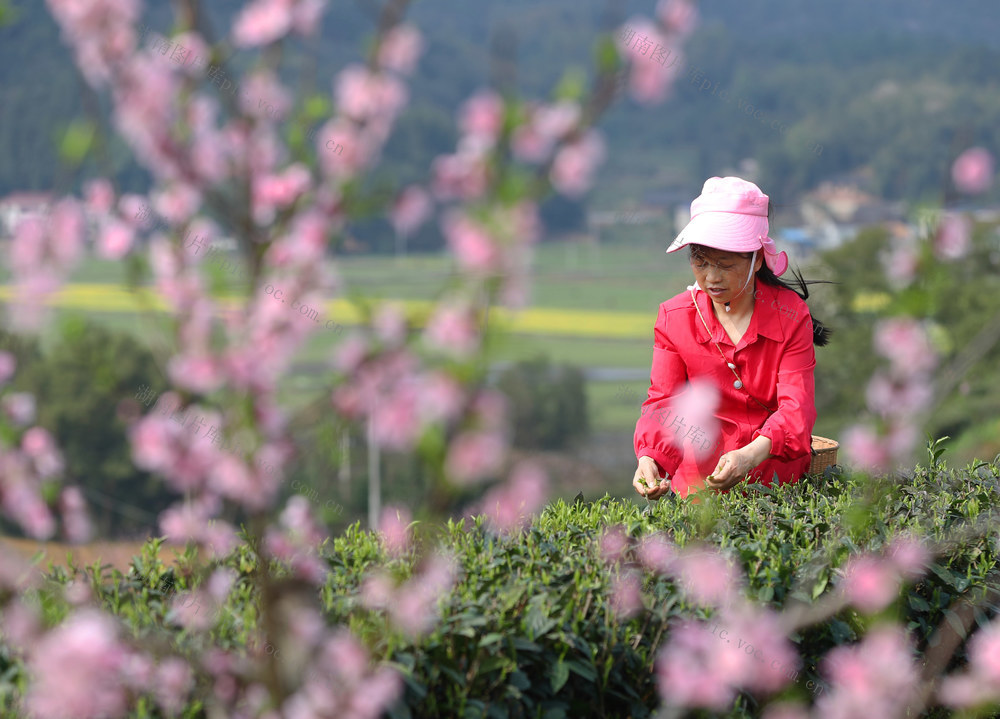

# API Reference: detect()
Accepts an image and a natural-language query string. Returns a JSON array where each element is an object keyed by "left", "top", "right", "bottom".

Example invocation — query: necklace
[{"left": 690, "top": 287, "right": 776, "bottom": 413}]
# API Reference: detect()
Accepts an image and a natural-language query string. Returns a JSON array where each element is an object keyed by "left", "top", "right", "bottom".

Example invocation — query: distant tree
[{"left": 496, "top": 357, "right": 589, "bottom": 450}]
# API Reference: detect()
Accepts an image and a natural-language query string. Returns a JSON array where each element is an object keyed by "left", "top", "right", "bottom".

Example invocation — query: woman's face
[{"left": 689, "top": 248, "right": 761, "bottom": 302}]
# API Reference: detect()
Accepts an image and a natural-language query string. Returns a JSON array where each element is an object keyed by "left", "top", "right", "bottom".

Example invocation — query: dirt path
[{"left": 0, "top": 535, "right": 183, "bottom": 578}]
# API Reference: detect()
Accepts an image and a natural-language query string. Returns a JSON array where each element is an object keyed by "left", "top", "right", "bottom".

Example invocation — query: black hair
[{"left": 688, "top": 202, "right": 834, "bottom": 347}]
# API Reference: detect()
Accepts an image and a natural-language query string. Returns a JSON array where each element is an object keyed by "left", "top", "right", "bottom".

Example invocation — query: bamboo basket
[{"left": 809, "top": 435, "right": 839, "bottom": 474}]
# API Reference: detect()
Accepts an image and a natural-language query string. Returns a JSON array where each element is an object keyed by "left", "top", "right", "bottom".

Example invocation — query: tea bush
[{"left": 4, "top": 454, "right": 1000, "bottom": 718}]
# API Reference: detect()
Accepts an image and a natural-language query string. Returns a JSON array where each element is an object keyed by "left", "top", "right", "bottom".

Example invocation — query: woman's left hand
[{"left": 706, "top": 448, "right": 759, "bottom": 491}]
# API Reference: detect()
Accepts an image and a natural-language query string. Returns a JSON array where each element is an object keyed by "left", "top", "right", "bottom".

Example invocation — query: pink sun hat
[{"left": 666, "top": 176, "right": 788, "bottom": 277}]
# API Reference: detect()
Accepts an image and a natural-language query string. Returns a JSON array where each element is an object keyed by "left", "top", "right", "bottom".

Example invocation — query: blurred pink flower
[
  {"left": 441, "top": 212, "right": 501, "bottom": 273},
  {"left": 389, "top": 554, "right": 457, "bottom": 638},
  {"left": 550, "top": 130, "right": 606, "bottom": 199},
  {"left": 1, "top": 597, "right": 41, "bottom": 648},
  {"left": 169, "top": 590, "right": 215, "bottom": 631},
  {"left": 233, "top": 0, "right": 293, "bottom": 47},
  {"left": 2, "top": 392, "right": 36, "bottom": 426},
  {"left": 0, "top": 351, "right": 16, "bottom": 386},
  {"left": 377, "top": 24, "right": 423, "bottom": 75},
  {"left": 153, "top": 657, "right": 194, "bottom": 716},
  {"left": 657, "top": 0, "right": 699, "bottom": 36},
  {"left": 934, "top": 212, "right": 972, "bottom": 261},
  {"left": 610, "top": 571, "right": 644, "bottom": 618},
  {"left": 445, "top": 430, "right": 506, "bottom": 485},
  {"left": 336, "top": 65, "right": 408, "bottom": 123},
  {"left": 240, "top": 70, "right": 293, "bottom": 121},
  {"left": 817, "top": 625, "right": 918, "bottom": 719},
  {"left": 952, "top": 146, "right": 995, "bottom": 194},
  {"left": 425, "top": 304, "right": 479, "bottom": 358},
  {"left": 59, "top": 486, "right": 92, "bottom": 544},
  {"left": 872, "top": 318, "right": 936, "bottom": 377},
  {"left": 865, "top": 373, "right": 932, "bottom": 418},
  {"left": 378, "top": 505, "right": 412, "bottom": 556},
  {"left": 45, "top": 0, "right": 141, "bottom": 88},
  {"left": 48, "top": 198, "right": 86, "bottom": 268},
  {"left": 431, "top": 151, "right": 490, "bottom": 201},
  {"left": 416, "top": 371, "right": 465, "bottom": 425},
  {"left": 317, "top": 118, "right": 372, "bottom": 179},
  {"left": 152, "top": 183, "right": 202, "bottom": 226},
  {"left": 638, "top": 533, "right": 676, "bottom": 573},
  {"left": 939, "top": 620, "right": 1000, "bottom": 707},
  {"left": 656, "top": 620, "right": 738, "bottom": 710},
  {"left": 459, "top": 90, "right": 505, "bottom": 145},
  {"left": 881, "top": 237, "right": 919, "bottom": 288},
  {"left": 671, "top": 547, "right": 743, "bottom": 607},
  {"left": 599, "top": 525, "right": 629, "bottom": 564},
  {"left": 3, "top": 482, "right": 57, "bottom": 540},
  {"left": 370, "top": 387, "right": 423, "bottom": 451},
  {"left": 666, "top": 379, "right": 720, "bottom": 458},
  {"left": 84, "top": 178, "right": 115, "bottom": 214},
  {"left": 842, "top": 423, "right": 888, "bottom": 473},
  {"left": 479, "top": 461, "right": 548, "bottom": 534},
  {"left": 534, "top": 101, "right": 581, "bottom": 142},
  {"left": 390, "top": 185, "right": 433, "bottom": 237},
  {"left": 374, "top": 303, "right": 408, "bottom": 346},
  {"left": 842, "top": 555, "right": 900, "bottom": 612},
  {"left": 253, "top": 164, "right": 312, "bottom": 225},
  {"left": 291, "top": 0, "right": 327, "bottom": 36},
  {"left": 361, "top": 572, "right": 394, "bottom": 610},
  {"left": 98, "top": 218, "right": 135, "bottom": 260},
  {"left": 168, "top": 353, "right": 225, "bottom": 394},
  {"left": 22, "top": 426, "right": 65, "bottom": 478},
  {"left": 25, "top": 609, "right": 132, "bottom": 719},
  {"left": 886, "top": 535, "right": 930, "bottom": 580}
]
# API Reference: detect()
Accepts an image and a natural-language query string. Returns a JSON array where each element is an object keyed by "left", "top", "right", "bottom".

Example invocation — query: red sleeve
[
  {"left": 634, "top": 304, "right": 688, "bottom": 478},
  {"left": 752, "top": 311, "right": 817, "bottom": 460}
]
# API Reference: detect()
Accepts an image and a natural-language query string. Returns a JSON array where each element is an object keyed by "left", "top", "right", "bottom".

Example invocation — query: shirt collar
[{"left": 689, "top": 281, "right": 786, "bottom": 345}]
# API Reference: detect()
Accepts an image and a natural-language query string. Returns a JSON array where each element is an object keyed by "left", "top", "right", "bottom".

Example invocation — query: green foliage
[
  {"left": 495, "top": 356, "right": 589, "bottom": 450},
  {"left": 5, "top": 460, "right": 997, "bottom": 718},
  {"left": 0, "top": 319, "right": 173, "bottom": 538}
]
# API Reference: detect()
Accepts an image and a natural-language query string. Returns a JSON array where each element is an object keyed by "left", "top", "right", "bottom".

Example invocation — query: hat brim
[
  {"left": 666, "top": 211, "right": 769, "bottom": 254},
  {"left": 666, "top": 211, "right": 788, "bottom": 276}
]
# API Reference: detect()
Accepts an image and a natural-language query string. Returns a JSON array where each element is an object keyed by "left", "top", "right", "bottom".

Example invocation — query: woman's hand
[
  {"left": 706, "top": 436, "right": 773, "bottom": 491},
  {"left": 633, "top": 456, "right": 671, "bottom": 500}
]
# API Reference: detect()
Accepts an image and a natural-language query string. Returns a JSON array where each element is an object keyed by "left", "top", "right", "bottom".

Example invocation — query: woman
[{"left": 632, "top": 176, "right": 831, "bottom": 500}]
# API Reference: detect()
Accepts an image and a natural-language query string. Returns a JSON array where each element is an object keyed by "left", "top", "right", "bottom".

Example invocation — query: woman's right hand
[{"left": 633, "top": 456, "right": 671, "bottom": 500}]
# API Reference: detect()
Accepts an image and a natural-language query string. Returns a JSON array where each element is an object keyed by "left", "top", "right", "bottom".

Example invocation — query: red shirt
[{"left": 634, "top": 280, "right": 817, "bottom": 497}]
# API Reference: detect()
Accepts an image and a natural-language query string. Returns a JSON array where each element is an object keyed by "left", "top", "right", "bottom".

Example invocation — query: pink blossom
[
  {"left": 842, "top": 423, "right": 889, "bottom": 473},
  {"left": 240, "top": 70, "right": 293, "bottom": 121},
  {"left": 638, "top": 533, "right": 676, "bottom": 573},
  {"left": 317, "top": 118, "right": 372, "bottom": 179},
  {"left": 550, "top": 130, "right": 606, "bottom": 198},
  {"left": 59, "top": 486, "right": 92, "bottom": 543},
  {"left": 656, "top": 620, "right": 738, "bottom": 710},
  {"left": 441, "top": 212, "right": 501, "bottom": 273},
  {"left": 881, "top": 237, "right": 919, "bottom": 288},
  {"left": 333, "top": 334, "right": 370, "bottom": 374},
  {"left": 48, "top": 198, "right": 85, "bottom": 268},
  {"left": 154, "top": 657, "right": 193, "bottom": 716},
  {"left": 865, "top": 372, "right": 932, "bottom": 418},
  {"left": 424, "top": 304, "right": 480, "bottom": 357},
  {"left": 610, "top": 571, "right": 644, "bottom": 618},
  {"left": 1, "top": 597, "right": 41, "bottom": 648},
  {"left": 25, "top": 609, "right": 131, "bottom": 719},
  {"left": 233, "top": 0, "right": 294, "bottom": 47},
  {"left": 842, "top": 555, "right": 900, "bottom": 612},
  {"left": 872, "top": 318, "right": 936, "bottom": 377},
  {"left": 291, "top": 0, "right": 327, "bottom": 36},
  {"left": 98, "top": 217, "right": 135, "bottom": 260},
  {"left": 152, "top": 183, "right": 202, "bottom": 226},
  {"left": 599, "top": 525, "right": 629, "bottom": 564},
  {"left": 370, "top": 388, "right": 422, "bottom": 451},
  {"left": 167, "top": 353, "right": 225, "bottom": 394},
  {"left": 479, "top": 461, "right": 548, "bottom": 534},
  {"left": 3, "top": 393, "right": 36, "bottom": 426},
  {"left": 3, "top": 483, "right": 57, "bottom": 540},
  {"left": 671, "top": 547, "right": 743, "bottom": 607},
  {"left": 534, "top": 101, "right": 581, "bottom": 142},
  {"left": 459, "top": 90, "right": 505, "bottom": 144},
  {"left": 169, "top": 590, "right": 215, "bottom": 631},
  {"left": 335, "top": 65, "right": 408, "bottom": 123},
  {"left": 886, "top": 535, "right": 930, "bottom": 580},
  {"left": 666, "top": 379, "right": 720, "bottom": 458},
  {"left": 390, "top": 185, "right": 433, "bottom": 237},
  {"left": 416, "top": 371, "right": 465, "bottom": 424},
  {"left": 377, "top": 24, "right": 423, "bottom": 75},
  {"left": 939, "top": 620, "right": 1000, "bottom": 706},
  {"left": 361, "top": 572, "right": 394, "bottom": 610},
  {"left": 511, "top": 121, "right": 552, "bottom": 164},
  {"left": 952, "top": 146, "right": 994, "bottom": 194},
  {"left": 374, "top": 303, "right": 409, "bottom": 346},
  {"left": 45, "top": 0, "right": 141, "bottom": 88},
  {"left": 84, "top": 178, "right": 115, "bottom": 214},
  {"left": 378, "top": 505, "right": 412, "bottom": 556},
  {"left": 934, "top": 212, "right": 972, "bottom": 261},
  {"left": 817, "top": 625, "right": 918, "bottom": 719},
  {"left": 431, "top": 151, "right": 490, "bottom": 201},
  {"left": 657, "top": 0, "right": 699, "bottom": 36},
  {"left": 22, "top": 427, "right": 64, "bottom": 478},
  {"left": 253, "top": 164, "right": 312, "bottom": 225},
  {"left": 445, "top": 430, "right": 507, "bottom": 485},
  {"left": 0, "top": 351, "right": 16, "bottom": 386}
]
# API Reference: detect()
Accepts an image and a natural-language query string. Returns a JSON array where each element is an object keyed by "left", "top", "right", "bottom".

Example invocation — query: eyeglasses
[{"left": 689, "top": 256, "right": 749, "bottom": 274}]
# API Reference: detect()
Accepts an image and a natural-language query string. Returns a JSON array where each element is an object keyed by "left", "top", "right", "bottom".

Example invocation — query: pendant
[
  {"left": 733, "top": 380, "right": 743, "bottom": 389},
  {"left": 727, "top": 362, "right": 736, "bottom": 369}
]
